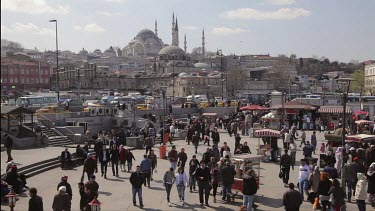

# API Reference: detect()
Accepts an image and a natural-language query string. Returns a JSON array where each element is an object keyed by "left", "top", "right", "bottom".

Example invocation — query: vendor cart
[
  {"left": 346, "top": 134, "right": 375, "bottom": 144},
  {"left": 254, "top": 129, "right": 281, "bottom": 162},
  {"left": 230, "top": 154, "right": 264, "bottom": 193},
  {"left": 355, "top": 120, "right": 374, "bottom": 134}
]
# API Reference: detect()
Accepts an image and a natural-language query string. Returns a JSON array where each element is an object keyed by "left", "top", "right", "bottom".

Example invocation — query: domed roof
[
  {"left": 194, "top": 62, "right": 210, "bottom": 68},
  {"left": 79, "top": 48, "right": 88, "bottom": 55},
  {"left": 104, "top": 46, "right": 115, "bottom": 53},
  {"left": 158, "top": 45, "right": 186, "bottom": 56},
  {"left": 137, "top": 29, "right": 155, "bottom": 36},
  {"left": 93, "top": 49, "right": 102, "bottom": 53}
]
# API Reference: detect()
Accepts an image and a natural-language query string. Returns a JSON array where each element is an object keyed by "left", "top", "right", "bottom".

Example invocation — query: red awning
[
  {"left": 254, "top": 129, "right": 281, "bottom": 137},
  {"left": 318, "top": 106, "right": 351, "bottom": 114},
  {"left": 353, "top": 110, "right": 369, "bottom": 115},
  {"left": 240, "top": 105, "right": 269, "bottom": 111}
]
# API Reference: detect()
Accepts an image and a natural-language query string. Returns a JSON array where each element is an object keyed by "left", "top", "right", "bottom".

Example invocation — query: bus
[{"left": 15, "top": 95, "right": 57, "bottom": 107}]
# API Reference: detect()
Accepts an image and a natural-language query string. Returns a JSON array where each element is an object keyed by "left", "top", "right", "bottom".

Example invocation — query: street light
[
  {"left": 6, "top": 188, "right": 16, "bottom": 211},
  {"left": 88, "top": 197, "right": 102, "bottom": 211},
  {"left": 336, "top": 77, "right": 354, "bottom": 192},
  {"left": 49, "top": 19, "right": 60, "bottom": 101},
  {"left": 160, "top": 86, "right": 167, "bottom": 145},
  {"left": 217, "top": 49, "right": 224, "bottom": 100}
]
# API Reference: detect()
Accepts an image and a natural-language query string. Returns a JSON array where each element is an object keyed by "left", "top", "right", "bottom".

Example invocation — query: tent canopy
[
  {"left": 346, "top": 134, "right": 375, "bottom": 143},
  {"left": 318, "top": 106, "right": 351, "bottom": 114},
  {"left": 254, "top": 129, "right": 281, "bottom": 137},
  {"left": 240, "top": 105, "right": 269, "bottom": 111},
  {"left": 355, "top": 120, "right": 374, "bottom": 125}
]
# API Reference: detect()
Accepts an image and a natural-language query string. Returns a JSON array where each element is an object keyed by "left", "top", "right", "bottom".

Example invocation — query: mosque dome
[
  {"left": 79, "top": 48, "right": 88, "bottom": 55},
  {"left": 104, "top": 46, "right": 115, "bottom": 53},
  {"left": 136, "top": 29, "right": 158, "bottom": 41},
  {"left": 93, "top": 49, "right": 102, "bottom": 54},
  {"left": 159, "top": 45, "right": 186, "bottom": 57}
]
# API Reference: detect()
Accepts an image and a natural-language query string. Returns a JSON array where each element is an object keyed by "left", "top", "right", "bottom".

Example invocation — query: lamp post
[
  {"left": 217, "top": 49, "right": 224, "bottom": 100},
  {"left": 132, "top": 102, "right": 136, "bottom": 137},
  {"left": 49, "top": 19, "right": 60, "bottom": 101},
  {"left": 160, "top": 86, "right": 167, "bottom": 145},
  {"left": 222, "top": 79, "right": 226, "bottom": 101},
  {"left": 336, "top": 77, "right": 354, "bottom": 192},
  {"left": 6, "top": 188, "right": 16, "bottom": 211},
  {"left": 88, "top": 197, "right": 102, "bottom": 211}
]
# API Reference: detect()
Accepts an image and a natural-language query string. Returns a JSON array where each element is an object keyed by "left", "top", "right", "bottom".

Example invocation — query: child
[{"left": 320, "top": 143, "right": 326, "bottom": 154}]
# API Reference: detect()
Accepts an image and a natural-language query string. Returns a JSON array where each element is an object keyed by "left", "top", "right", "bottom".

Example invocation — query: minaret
[
  {"left": 202, "top": 28, "right": 205, "bottom": 58},
  {"left": 184, "top": 34, "right": 187, "bottom": 53},
  {"left": 155, "top": 19, "right": 158, "bottom": 37},
  {"left": 174, "top": 17, "right": 179, "bottom": 46}
]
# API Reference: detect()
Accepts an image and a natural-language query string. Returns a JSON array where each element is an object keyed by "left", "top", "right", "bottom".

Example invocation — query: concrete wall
[
  {"left": 1, "top": 132, "right": 40, "bottom": 149},
  {"left": 65, "top": 116, "right": 112, "bottom": 134}
]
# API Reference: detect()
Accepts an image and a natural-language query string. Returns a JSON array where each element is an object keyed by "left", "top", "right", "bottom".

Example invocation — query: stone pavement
[{"left": 1, "top": 130, "right": 363, "bottom": 211}]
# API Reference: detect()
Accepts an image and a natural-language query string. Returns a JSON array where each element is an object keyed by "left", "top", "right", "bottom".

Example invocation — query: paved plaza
[{"left": 1, "top": 130, "right": 362, "bottom": 211}]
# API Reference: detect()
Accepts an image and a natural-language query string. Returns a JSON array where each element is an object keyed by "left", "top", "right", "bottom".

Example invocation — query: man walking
[
  {"left": 177, "top": 147, "right": 188, "bottom": 169},
  {"left": 29, "top": 187, "right": 43, "bottom": 211},
  {"left": 211, "top": 128, "right": 220, "bottom": 146},
  {"left": 99, "top": 146, "right": 110, "bottom": 178},
  {"left": 311, "top": 131, "right": 317, "bottom": 155},
  {"left": 149, "top": 150, "right": 157, "bottom": 181},
  {"left": 298, "top": 159, "right": 311, "bottom": 200},
  {"left": 168, "top": 146, "right": 178, "bottom": 171},
  {"left": 280, "top": 150, "right": 294, "bottom": 186},
  {"left": 299, "top": 129, "right": 306, "bottom": 147},
  {"left": 140, "top": 154, "right": 152, "bottom": 187},
  {"left": 163, "top": 167, "right": 175, "bottom": 206},
  {"left": 283, "top": 183, "right": 303, "bottom": 211},
  {"left": 144, "top": 136, "right": 153, "bottom": 155},
  {"left": 192, "top": 131, "right": 201, "bottom": 154},
  {"left": 4, "top": 134, "right": 13, "bottom": 162},
  {"left": 289, "top": 140, "right": 297, "bottom": 166},
  {"left": 221, "top": 161, "right": 236, "bottom": 201},
  {"left": 83, "top": 153, "right": 97, "bottom": 181},
  {"left": 195, "top": 161, "right": 211, "bottom": 206},
  {"left": 189, "top": 155, "right": 199, "bottom": 192},
  {"left": 130, "top": 166, "right": 144, "bottom": 208}
]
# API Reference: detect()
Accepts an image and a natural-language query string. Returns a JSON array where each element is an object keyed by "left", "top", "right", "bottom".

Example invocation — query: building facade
[{"left": 365, "top": 61, "right": 375, "bottom": 94}]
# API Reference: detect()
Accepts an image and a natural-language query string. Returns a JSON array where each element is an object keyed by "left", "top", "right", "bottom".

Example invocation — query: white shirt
[
  {"left": 170, "top": 125, "right": 175, "bottom": 133},
  {"left": 298, "top": 164, "right": 311, "bottom": 180},
  {"left": 306, "top": 117, "right": 311, "bottom": 123},
  {"left": 102, "top": 150, "right": 107, "bottom": 161}
]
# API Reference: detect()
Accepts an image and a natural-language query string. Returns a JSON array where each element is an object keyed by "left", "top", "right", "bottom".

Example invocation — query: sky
[{"left": 1, "top": 0, "right": 375, "bottom": 62}]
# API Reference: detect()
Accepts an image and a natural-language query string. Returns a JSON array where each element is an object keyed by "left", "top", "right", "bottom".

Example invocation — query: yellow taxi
[
  {"left": 216, "top": 101, "right": 224, "bottom": 107},
  {"left": 230, "top": 100, "right": 238, "bottom": 107},
  {"left": 199, "top": 101, "right": 209, "bottom": 108},
  {"left": 36, "top": 105, "right": 68, "bottom": 117},
  {"left": 136, "top": 104, "right": 150, "bottom": 110}
]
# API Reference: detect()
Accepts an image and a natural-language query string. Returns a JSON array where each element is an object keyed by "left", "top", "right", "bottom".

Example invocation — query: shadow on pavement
[
  {"left": 98, "top": 191, "right": 112, "bottom": 196},
  {"left": 148, "top": 186, "right": 164, "bottom": 191},
  {"left": 256, "top": 195, "right": 283, "bottom": 208},
  {"left": 106, "top": 178, "right": 124, "bottom": 182}
]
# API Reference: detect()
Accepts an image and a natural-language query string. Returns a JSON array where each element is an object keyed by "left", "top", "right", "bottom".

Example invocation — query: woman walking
[
  {"left": 175, "top": 166, "right": 189, "bottom": 206},
  {"left": 163, "top": 167, "right": 175, "bottom": 206},
  {"left": 210, "top": 164, "right": 222, "bottom": 203},
  {"left": 309, "top": 166, "right": 320, "bottom": 193},
  {"left": 328, "top": 179, "right": 346, "bottom": 211},
  {"left": 317, "top": 172, "right": 332, "bottom": 211},
  {"left": 367, "top": 162, "right": 375, "bottom": 208},
  {"left": 355, "top": 173, "right": 367, "bottom": 211}
]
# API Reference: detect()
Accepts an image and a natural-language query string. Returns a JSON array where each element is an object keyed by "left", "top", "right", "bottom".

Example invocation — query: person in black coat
[
  {"left": 98, "top": 146, "right": 110, "bottom": 178},
  {"left": 4, "top": 134, "right": 13, "bottom": 162},
  {"left": 78, "top": 182, "right": 87, "bottom": 211},
  {"left": 242, "top": 169, "right": 258, "bottom": 210},
  {"left": 130, "top": 166, "right": 144, "bottom": 208},
  {"left": 110, "top": 145, "right": 119, "bottom": 176},
  {"left": 195, "top": 161, "right": 211, "bottom": 206},
  {"left": 57, "top": 176, "right": 72, "bottom": 200},
  {"left": 28, "top": 187, "right": 43, "bottom": 211},
  {"left": 221, "top": 162, "right": 236, "bottom": 201},
  {"left": 60, "top": 148, "right": 72, "bottom": 170},
  {"left": 211, "top": 128, "right": 220, "bottom": 146}
]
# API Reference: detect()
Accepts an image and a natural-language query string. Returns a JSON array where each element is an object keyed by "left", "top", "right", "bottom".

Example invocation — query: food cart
[
  {"left": 346, "top": 134, "right": 375, "bottom": 144},
  {"left": 254, "top": 129, "right": 281, "bottom": 162},
  {"left": 318, "top": 106, "right": 352, "bottom": 132},
  {"left": 355, "top": 120, "right": 374, "bottom": 134},
  {"left": 230, "top": 154, "right": 264, "bottom": 193}
]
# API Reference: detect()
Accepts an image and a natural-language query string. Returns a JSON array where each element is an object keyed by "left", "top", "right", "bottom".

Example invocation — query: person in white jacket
[
  {"left": 355, "top": 173, "right": 367, "bottom": 211},
  {"left": 175, "top": 166, "right": 189, "bottom": 206}
]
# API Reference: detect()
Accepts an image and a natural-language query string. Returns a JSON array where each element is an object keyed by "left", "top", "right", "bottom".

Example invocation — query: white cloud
[
  {"left": 182, "top": 26, "right": 199, "bottom": 30},
  {"left": 1, "top": 23, "right": 54, "bottom": 35},
  {"left": 211, "top": 27, "right": 248, "bottom": 36},
  {"left": 1, "top": 0, "right": 70, "bottom": 14},
  {"left": 220, "top": 8, "right": 311, "bottom": 20},
  {"left": 264, "top": 0, "right": 296, "bottom": 5},
  {"left": 97, "top": 11, "right": 122, "bottom": 16},
  {"left": 74, "top": 23, "right": 106, "bottom": 32}
]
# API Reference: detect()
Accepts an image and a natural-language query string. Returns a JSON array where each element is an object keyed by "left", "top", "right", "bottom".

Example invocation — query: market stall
[
  {"left": 254, "top": 129, "right": 281, "bottom": 162},
  {"left": 318, "top": 106, "right": 352, "bottom": 132},
  {"left": 230, "top": 154, "right": 264, "bottom": 193},
  {"left": 346, "top": 134, "right": 375, "bottom": 144},
  {"left": 355, "top": 120, "right": 374, "bottom": 134}
]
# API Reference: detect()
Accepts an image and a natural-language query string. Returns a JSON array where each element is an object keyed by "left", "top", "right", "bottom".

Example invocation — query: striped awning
[
  {"left": 318, "top": 106, "right": 351, "bottom": 114},
  {"left": 355, "top": 120, "right": 374, "bottom": 125},
  {"left": 254, "top": 129, "right": 281, "bottom": 137}
]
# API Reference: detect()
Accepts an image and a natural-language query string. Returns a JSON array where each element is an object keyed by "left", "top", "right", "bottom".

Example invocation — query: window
[
  {"left": 21, "top": 78, "right": 24, "bottom": 83},
  {"left": 14, "top": 78, "right": 18, "bottom": 83},
  {"left": 10, "top": 78, "right": 14, "bottom": 83},
  {"left": 3, "top": 79, "right": 7, "bottom": 82},
  {"left": 21, "top": 69, "right": 24, "bottom": 74},
  {"left": 26, "top": 69, "right": 29, "bottom": 74}
]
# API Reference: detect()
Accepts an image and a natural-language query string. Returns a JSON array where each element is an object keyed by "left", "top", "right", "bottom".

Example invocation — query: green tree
[{"left": 350, "top": 69, "right": 365, "bottom": 94}]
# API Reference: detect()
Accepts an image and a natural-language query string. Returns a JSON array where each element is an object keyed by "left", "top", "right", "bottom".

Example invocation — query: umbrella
[
  {"left": 353, "top": 110, "right": 369, "bottom": 115},
  {"left": 240, "top": 104, "right": 269, "bottom": 111}
]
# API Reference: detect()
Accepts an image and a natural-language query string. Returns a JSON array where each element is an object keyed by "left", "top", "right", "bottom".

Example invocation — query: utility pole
[
  {"left": 77, "top": 68, "right": 81, "bottom": 101},
  {"left": 49, "top": 19, "right": 60, "bottom": 101}
]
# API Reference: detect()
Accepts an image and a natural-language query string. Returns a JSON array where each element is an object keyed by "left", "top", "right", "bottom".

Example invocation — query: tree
[{"left": 350, "top": 69, "right": 365, "bottom": 94}]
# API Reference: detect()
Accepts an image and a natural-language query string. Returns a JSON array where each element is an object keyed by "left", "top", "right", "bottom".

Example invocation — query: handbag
[{"left": 279, "top": 170, "right": 283, "bottom": 179}]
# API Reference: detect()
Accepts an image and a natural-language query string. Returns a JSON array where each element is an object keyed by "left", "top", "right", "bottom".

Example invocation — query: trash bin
[
  {"left": 164, "top": 133, "right": 169, "bottom": 144},
  {"left": 159, "top": 145, "right": 166, "bottom": 159}
]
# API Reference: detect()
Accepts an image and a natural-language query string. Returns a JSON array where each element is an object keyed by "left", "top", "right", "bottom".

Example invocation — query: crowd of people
[{"left": 2, "top": 108, "right": 375, "bottom": 211}]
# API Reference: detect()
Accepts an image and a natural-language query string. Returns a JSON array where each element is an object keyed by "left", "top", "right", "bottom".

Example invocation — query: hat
[
  {"left": 59, "top": 186, "right": 66, "bottom": 192},
  {"left": 349, "top": 147, "right": 355, "bottom": 151}
]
